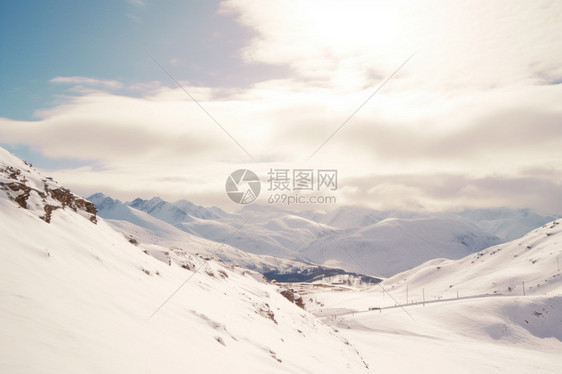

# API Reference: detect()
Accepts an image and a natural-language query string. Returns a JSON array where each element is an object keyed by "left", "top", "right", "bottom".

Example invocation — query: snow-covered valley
[{"left": 1, "top": 146, "right": 561, "bottom": 373}]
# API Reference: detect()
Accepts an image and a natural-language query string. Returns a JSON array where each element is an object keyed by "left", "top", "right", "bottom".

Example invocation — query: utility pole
[{"left": 522, "top": 281, "right": 526, "bottom": 296}]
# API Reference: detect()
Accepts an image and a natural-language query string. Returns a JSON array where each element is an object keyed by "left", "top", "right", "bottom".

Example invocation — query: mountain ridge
[{"left": 87, "top": 193, "right": 560, "bottom": 277}]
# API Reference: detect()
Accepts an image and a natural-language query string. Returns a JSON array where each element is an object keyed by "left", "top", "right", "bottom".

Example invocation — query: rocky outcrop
[
  {"left": 279, "top": 288, "right": 305, "bottom": 309},
  {"left": 43, "top": 186, "right": 98, "bottom": 223},
  {"left": 0, "top": 161, "right": 97, "bottom": 224}
]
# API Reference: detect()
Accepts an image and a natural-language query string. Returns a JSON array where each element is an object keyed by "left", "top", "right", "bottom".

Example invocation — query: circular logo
[{"left": 225, "top": 169, "right": 261, "bottom": 204}]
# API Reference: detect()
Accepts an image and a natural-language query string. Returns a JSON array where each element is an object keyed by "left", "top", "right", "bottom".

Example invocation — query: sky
[{"left": 1, "top": 0, "right": 561, "bottom": 213}]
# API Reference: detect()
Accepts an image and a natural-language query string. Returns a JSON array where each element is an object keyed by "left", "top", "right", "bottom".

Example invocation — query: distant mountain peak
[{"left": 88, "top": 192, "right": 107, "bottom": 200}]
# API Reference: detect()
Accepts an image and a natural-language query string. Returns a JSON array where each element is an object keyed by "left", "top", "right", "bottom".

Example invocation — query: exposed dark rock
[
  {"left": 41, "top": 205, "right": 59, "bottom": 223},
  {"left": 280, "top": 289, "right": 305, "bottom": 309},
  {"left": 75, "top": 198, "right": 97, "bottom": 215},
  {"left": 1, "top": 163, "right": 97, "bottom": 224}
]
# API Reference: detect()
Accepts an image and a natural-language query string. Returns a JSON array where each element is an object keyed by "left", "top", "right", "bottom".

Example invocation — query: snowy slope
[
  {"left": 309, "top": 205, "right": 385, "bottom": 230},
  {"left": 335, "top": 296, "right": 562, "bottom": 374},
  {"left": 0, "top": 148, "right": 371, "bottom": 374},
  {"left": 301, "top": 216, "right": 500, "bottom": 277},
  {"left": 382, "top": 218, "right": 562, "bottom": 298},
  {"left": 299, "top": 221, "right": 562, "bottom": 374},
  {"left": 173, "top": 198, "right": 231, "bottom": 220},
  {"left": 457, "top": 207, "right": 560, "bottom": 241},
  {"left": 180, "top": 211, "right": 330, "bottom": 258},
  {"left": 128, "top": 196, "right": 194, "bottom": 224},
  {"left": 305, "top": 219, "right": 562, "bottom": 313}
]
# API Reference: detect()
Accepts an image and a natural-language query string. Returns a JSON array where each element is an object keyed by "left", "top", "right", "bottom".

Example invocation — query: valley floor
[{"left": 307, "top": 290, "right": 562, "bottom": 373}]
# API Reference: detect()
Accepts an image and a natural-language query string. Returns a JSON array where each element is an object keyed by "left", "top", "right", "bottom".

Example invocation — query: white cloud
[
  {"left": 222, "top": 0, "right": 562, "bottom": 91},
  {"left": 50, "top": 76, "right": 123, "bottom": 90},
  {"left": 2, "top": 78, "right": 561, "bottom": 212},
  {"left": 2, "top": 0, "right": 562, "bottom": 213}
]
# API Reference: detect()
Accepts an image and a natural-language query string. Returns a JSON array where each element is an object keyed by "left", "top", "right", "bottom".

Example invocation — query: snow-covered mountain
[
  {"left": 308, "top": 205, "right": 385, "bottom": 230},
  {"left": 300, "top": 216, "right": 500, "bottom": 277},
  {"left": 88, "top": 193, "right": 380, "bottom": 284},
  {"left": 312, "top": 205, "right": 559, "bottom": 241},
  {"left": 308, "top": 217, "right": 562, "bottom": 313},
  {"left": 456, "top": 207, "right": 560, "bottom": 241},
  {"left": 383, "top": 218, "right": 562, "bottom": 298},
  {"left": 127, "top": 196, "right": 233, "bottom": 224},
  {"left": 103, "top": 196, "right": 503, "bottom": 277},
  {"left": 93, "top": 195, "right": 556, "bottom": 277},
  {"left": 0, "top": 147, "right": 371, "bottom": 373},
  {"left": 126, "top": 197, "right": 328, "bottom": 259}
]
